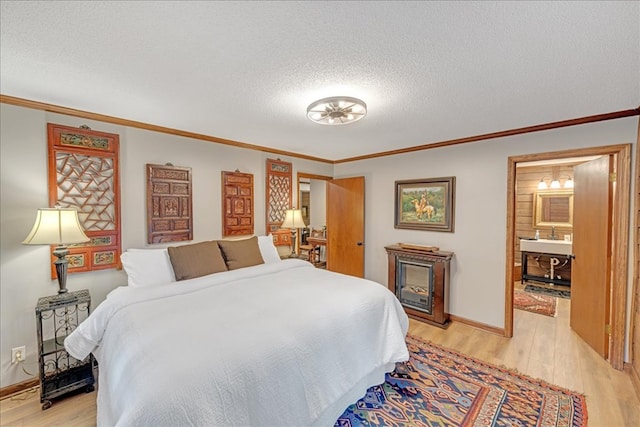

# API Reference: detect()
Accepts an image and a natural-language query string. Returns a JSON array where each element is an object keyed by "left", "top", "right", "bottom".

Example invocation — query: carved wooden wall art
[
  {"left": 147, "top": 163, "right": 193, "bottom": 243},
  {"left": 266, "top": 158, "right": 292, "bottom": 233},
  {"left": 222, "top": 171, "right": 254, "bottom": 237},
  {"left": 47, "top": 123, "right": 121, "bottom": 276}
]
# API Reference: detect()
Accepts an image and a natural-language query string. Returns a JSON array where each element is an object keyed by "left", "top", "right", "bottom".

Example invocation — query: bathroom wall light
[
  {"left": 564, "top": 177, "right": 574, "bottom": 188},
  {"left": 550, "top": 179, "right": 561, "bottom": 189},
  {"left": 306, "top": 97, "right": 367, "bottom": 125},
  {"left": 537, "top": 178, "right": 548, "bottom": 190}
]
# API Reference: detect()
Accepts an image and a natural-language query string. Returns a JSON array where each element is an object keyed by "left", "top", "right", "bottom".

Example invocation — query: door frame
[{"left": 505, "top": 143, "right": 632, "bottom": 370}]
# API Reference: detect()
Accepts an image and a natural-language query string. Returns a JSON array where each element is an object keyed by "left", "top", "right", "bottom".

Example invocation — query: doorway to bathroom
[
  {"left": 506, "top": 143, "right": 632, "bottom": 371},
  {"left": 514, "top": 160, "right": 577, "bottom": 321}
]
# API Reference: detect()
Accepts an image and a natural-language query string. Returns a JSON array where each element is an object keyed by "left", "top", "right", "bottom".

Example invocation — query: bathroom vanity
[{"left": 520, "top": 238, "right": 573, "bottom": 286}]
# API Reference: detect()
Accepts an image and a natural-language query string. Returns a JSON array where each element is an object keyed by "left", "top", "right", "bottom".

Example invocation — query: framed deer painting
[{"left": 394, "top": 177, "right": 455, "bottom": 232}]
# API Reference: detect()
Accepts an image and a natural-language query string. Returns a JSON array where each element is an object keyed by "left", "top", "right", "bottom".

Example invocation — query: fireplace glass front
[{"left": 396, "top": 257, "right": 434, "bottom": 314}]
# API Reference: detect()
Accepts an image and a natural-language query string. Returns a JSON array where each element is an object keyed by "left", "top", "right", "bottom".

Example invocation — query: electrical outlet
[{"left": 11, "top": 346, "right": 26, "bottom": 364}]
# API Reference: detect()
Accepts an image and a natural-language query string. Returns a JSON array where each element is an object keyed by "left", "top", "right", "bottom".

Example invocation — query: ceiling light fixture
[{"left": 306, "top": 97, "right": 367, "bottom": 125}]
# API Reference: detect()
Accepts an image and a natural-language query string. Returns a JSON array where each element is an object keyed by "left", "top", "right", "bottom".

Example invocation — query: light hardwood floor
[{"left": 2, "top": 296, "right": 639, "bottom": 426}]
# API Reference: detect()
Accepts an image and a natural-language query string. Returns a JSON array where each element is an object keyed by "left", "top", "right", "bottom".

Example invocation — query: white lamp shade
[
  {"left": 22, "top": 208, "right": 90, "bottom": 245},
  {"left": 281, "top": 209, "right": 306, "bottom": 229}
]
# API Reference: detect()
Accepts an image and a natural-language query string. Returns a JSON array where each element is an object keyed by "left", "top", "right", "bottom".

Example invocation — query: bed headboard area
[{"left": 120, "top": 235, "right": 281, "bottom": 288}]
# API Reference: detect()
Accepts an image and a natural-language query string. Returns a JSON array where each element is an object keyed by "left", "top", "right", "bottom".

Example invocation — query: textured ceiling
[{"left": 1, "top": 1, "right": 638, "bottom": 161}]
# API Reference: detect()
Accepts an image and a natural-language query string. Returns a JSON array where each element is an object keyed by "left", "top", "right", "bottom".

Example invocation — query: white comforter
[{"left": 65, "top": 259, "right": 409, "bottom": 427}]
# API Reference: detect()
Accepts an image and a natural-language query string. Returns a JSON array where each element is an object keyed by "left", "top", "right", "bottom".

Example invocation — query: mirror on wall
[
  {"left": 533, "top": 189, "right": 573, "bottom": 228},
  {"left": 297, "top": 173, "right": 330, "bottom": 251},
  {"left": 299, "top": 181, "right": 311, "bottom": 226}
]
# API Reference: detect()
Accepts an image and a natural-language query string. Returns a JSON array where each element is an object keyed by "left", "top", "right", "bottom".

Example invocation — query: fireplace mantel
[{"left": 385, "top": 245, "right": 453, "bottom": 328}]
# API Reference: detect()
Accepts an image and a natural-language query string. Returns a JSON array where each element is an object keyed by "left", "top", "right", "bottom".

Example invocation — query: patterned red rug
[
  {"left": 336, "top": 334, "right": 587, "bottom": 426},
  {"left": 514, "top": 288, "right": 557, "bottom": 317}
]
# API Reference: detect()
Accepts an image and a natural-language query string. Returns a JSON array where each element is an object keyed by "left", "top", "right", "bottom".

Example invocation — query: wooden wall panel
[
  {"left": 222, "top": 171, "right": 254, "bottom": 237},
  {"left": 265, "top": 158, "right": 292, "bottom": 233},
  {"left": 47, "top": 123, "right": 121, "bottom": 275},
  {"left": 146, "top": 164, "right": 193, "bottom": 244}
]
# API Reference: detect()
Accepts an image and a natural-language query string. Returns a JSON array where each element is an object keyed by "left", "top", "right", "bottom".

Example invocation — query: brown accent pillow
[
  {"left": 167, "top": 241, "right": 228, "bottom": 281},
  {"left": 217, "top": 236, "right": 265, "bottom": 270}
]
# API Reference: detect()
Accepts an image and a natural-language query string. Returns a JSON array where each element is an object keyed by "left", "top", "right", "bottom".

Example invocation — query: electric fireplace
[
  {"left": 386, "top": 245, "right": 453, "bottom": 328},
  {"left": 397, "top": 257, "right": 434, "bottom": 314}
]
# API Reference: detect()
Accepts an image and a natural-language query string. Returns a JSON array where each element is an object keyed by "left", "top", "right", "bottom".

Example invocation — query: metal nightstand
[{"left": 35, "top": 289, "right": 95, "bottom": 410}]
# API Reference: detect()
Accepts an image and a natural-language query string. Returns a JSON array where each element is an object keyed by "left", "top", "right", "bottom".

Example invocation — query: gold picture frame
[{"left": 533, "top": 189, "right": 573, "bottom": 229}]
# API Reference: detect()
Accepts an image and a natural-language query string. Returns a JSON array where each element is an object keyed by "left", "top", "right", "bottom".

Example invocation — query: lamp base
[
  {"left": 53, "top": 245, "right": 70, "bottom": 295},
  {"left": 289, "top": 229, "right": 299, "bottom": 258}
]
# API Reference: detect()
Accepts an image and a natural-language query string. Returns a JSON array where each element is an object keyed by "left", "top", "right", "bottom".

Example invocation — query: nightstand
[
  {"left": 35, "top": 289, "right": 95, "bottom": 410},
  {"left": 271, "top": 228, "right": 292, "bottom": 247},
  {"left": 271, "top": 228, "right": 293, "bottom": 258}
]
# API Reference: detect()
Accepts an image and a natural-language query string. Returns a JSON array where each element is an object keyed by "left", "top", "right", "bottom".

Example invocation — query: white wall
[
  {"left": 334, "top": 117, "right": 638, "bottom": 336},
  {"left": 0, "top": 103, "right": 332, "bottom": 388}
]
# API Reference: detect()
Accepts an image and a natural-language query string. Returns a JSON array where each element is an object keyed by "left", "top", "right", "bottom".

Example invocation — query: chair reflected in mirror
[{"left": 299, "top": 228, "right": 325, "bottom": 267}]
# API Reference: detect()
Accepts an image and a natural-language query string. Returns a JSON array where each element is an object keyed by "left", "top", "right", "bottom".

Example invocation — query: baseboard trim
[
  {"left": 449, "top": 314, "right": 506, "bottom": 336},
  {"left": 0, "top": 378, "right": 39, "bottom": 400},
  {"left": 626, "top": 363, "right": 640, "bottom": 401}
]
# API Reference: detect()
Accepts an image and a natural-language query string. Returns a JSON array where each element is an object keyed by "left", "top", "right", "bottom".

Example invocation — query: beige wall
[
  {"left": 1, "top": 101, "right": 637, "bottom": 389},
  {"left": 334, "top": 117, "right": 637, "bottom": 348},
  {"left": 0, "top": 103, "right": 332, "bottom": 388}
]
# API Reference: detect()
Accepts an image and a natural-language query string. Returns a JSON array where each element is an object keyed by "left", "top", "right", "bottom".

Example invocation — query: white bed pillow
[
  {"left": 258, "top": 235, "right": 281, "bottom": 264},
  {"left": 120, "top": 248, "right": 176, "bottom": 287}
]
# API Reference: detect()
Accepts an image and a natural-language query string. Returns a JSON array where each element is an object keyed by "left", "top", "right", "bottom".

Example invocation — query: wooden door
[
  {"left": 570, "top": 155, "right": 613, "bottom": 358},
  {"left": 326, "top": 176, "right": 365, "bottom": 277}
]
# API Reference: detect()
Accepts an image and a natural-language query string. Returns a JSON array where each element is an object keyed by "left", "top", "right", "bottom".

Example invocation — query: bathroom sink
[{"left": 520, "top": 238, "right": 572, "bottom": 255}]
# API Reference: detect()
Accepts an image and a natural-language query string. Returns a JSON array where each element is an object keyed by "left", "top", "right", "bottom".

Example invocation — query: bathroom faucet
[{"left": 550, "top": 226, "right": 556, "bottom": 240}]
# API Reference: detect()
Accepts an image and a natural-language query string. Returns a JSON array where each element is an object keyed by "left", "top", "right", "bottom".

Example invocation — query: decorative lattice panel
[
  {"left": 222, "top": 170, "right": 254, "bottom": 237},
  {"left": 56, "top": 153, "right": 116, "bottom": 230},
  {"left": 48, "top": 123, "right": 121, "bottom": 276},
  {"left": 266, "top": 159, "right": 292, "bottom": 233},
  {"left": 146, "top": 164, "right": 193, "bottom": 243}
]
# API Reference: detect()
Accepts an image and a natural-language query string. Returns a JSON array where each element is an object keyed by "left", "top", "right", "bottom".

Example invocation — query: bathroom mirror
[{"left": 533, "top": 189, "right": 573, "bottom": 229}]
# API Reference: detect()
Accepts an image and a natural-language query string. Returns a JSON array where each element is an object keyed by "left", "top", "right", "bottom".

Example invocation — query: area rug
[
  {"left": 525, "top": 283, "right": 571, "bottom": 299},
  {"left": 514, "top": 288, "right": 557, "bottom": 317},
  {"left": 335, "top": 335, "right": 587, "bottom": 427}
]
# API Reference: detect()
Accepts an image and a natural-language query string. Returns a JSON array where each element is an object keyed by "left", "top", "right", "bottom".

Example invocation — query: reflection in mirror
[
  {"left": 299, "top": 180, "right": 310, "bottom": 228},
  {"left": 309, "top": 179, "right": 327, "bottom": 229},
  {"left": 541, "top": 196, "right": 570, "bottom": 222},
  {"left": 297, "top": 172, "right": 330, "bottom": 253},
  {"left": 534, "top": 189, "right": 573, "bottom": 228}
]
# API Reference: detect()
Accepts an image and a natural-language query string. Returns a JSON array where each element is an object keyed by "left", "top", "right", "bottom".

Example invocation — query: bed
[{"left": 65, "top": 236, "right": 409, "bottom": 426}]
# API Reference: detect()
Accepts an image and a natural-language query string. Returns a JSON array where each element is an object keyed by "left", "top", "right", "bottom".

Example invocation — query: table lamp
[
  {"left": 22, "top": 206, "right": 90, "bottom": 295},
  {"left": 281, "top": 209, "right": 306, "bottom": 257}
]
